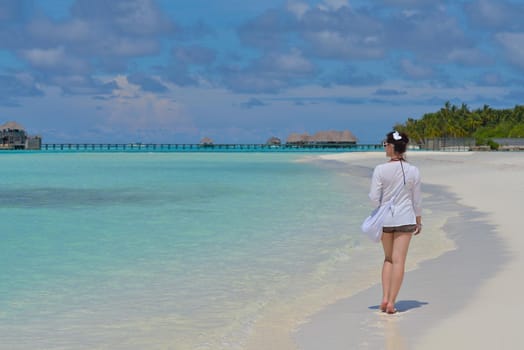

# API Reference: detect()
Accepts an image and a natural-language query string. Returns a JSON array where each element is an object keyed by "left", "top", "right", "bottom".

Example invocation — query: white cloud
[
  {"left": 382, "top": 0, "right": 435, "bottom": 6},
  {"left": 71, "top": 0, "right": 175, "bottom": 36},
  {"left": 495, "top": 32, "right": 524, "bottom": 70},
  {"left": 475, "top": 0, "right": 507, "bottom": 24},
  {"left": 272, "top": 49, "right": 315, "bottom": 73},
  {"left": 305, "top": 31, "right": 383, "bottom": 59},
  {"left": 108, "top": 37, "right": 159, "bottom": 57},
  {"left": 465, "top": 0, "right": 524, "bottom": 30},
  {"left": 103, "top": 76, "right": 194, "bottom": 133},
  {"left": 401, "top": 9, "right": 420, "bottom": 18},
  {"left": 20, "top": 46, "right": 90, "bottom": 74},
  {"left": 115, "top": 0, "right": 170, "bottom": 35},
  {"left": 399, "top": 59, "right": 434, "bottom": 79},
  {"left": 480, "top": 72, "right": 504, "bottom": 86},
  {"left": 22, "top": 47, "right": 66, "bottom": 67},
  {"left": 221, "top": 49, "right": 316, "bottom": 93},
  {"left": 446, "top": 48, "right": 492, "bottom": 66},
  {"left": 28, "top": 18, "right": 92, "bottom": 42},
  {"left": 287, "top": 1, "right": 310, "bottom": 18},
  {"left": 318, "top": 0, "right": 349, "bottom": 11}
]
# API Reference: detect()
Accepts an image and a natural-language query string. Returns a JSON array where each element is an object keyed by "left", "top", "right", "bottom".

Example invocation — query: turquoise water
[{"left": 0, "top": 152, "right": 373, "bottom": 349}]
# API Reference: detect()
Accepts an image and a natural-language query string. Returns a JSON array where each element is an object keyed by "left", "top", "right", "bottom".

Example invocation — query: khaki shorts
[{"left": 383, "top": 224, "right": 417, "bottom": 233}]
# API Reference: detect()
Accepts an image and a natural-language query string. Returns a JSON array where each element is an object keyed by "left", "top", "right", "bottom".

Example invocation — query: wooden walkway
[{"left": 40, "top": 143, "right": 383, "bottom": 152}]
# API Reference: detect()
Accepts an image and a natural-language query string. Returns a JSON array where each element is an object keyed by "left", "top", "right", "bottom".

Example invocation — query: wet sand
[{"left": 295, "top": 152, "right": 523, "bottom": 349}]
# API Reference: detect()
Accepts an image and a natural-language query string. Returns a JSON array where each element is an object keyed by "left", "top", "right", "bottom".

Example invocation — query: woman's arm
[
  {"left": 368, "top": 166, "right": 382, "bottom": 207},
  {"left": 412, "top": 168, "right": 422, "bottom": 235},
  {"left": 414, "top": 215, "right": 422, "bottom": 235}
]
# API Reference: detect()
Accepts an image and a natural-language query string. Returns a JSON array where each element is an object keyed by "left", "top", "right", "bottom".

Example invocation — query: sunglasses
[{"left": 383, "top": 141, "right": 389, "bottom": 147}]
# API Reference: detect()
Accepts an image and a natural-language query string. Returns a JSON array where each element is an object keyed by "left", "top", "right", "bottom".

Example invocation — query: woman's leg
[
  {"left": 386, "top": 232, "right": 412, "bottom": 313},
  {"left": 381, "top": 232, "right": 394, "bottom": 311}
]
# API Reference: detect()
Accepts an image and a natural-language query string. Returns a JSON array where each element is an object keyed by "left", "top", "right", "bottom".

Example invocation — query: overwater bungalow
[
  {"left": 266, "top": 136, "right": 282, "bottom": 146},
  {"left": 200, "top": 137, "right": 214, "bottom": 147},
  {"left": 0, "top": 121, "right": 41, "bottom": 150},
  {"left": 286, "top": 130, "right": 357, "bottom": 147}
]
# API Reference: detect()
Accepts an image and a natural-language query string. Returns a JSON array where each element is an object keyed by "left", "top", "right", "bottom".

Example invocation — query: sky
[{"left": 0, "top": 0, "right": 523, "bottom": 144}]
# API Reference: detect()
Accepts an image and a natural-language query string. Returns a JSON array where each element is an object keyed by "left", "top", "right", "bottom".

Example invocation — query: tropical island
[
  {"left": 2, "top": 103, "right": 524, "bottom": 151},
  {"left": 393, "top": 102, "right": 524, "bottom": 149}
]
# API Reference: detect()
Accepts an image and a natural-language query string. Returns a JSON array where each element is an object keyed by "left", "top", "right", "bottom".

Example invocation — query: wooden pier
[{"left": 39, "top": 143, "right": 383, "bottom": 152}]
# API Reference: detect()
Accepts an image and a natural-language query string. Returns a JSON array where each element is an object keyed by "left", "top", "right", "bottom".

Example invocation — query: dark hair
[{"left": 386, "top": 131, "right": 409, "bottom": 154}]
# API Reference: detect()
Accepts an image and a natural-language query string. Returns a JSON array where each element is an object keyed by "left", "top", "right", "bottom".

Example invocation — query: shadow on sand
[{"left": 369, "top": 300, "right": 429, "bottom": 313}]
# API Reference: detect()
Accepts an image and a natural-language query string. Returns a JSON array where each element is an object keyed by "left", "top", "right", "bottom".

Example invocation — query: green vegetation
[{"left": 393, "top": 102, "right": 524, "bottom": 146}]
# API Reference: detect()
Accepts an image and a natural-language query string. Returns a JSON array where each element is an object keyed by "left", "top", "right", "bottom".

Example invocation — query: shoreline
[
  {"left": 245, "top": 151, "right": 460, "bottom": 349},
  {"left": 294, "top": 151, "right": 521, "bottom": 349}
]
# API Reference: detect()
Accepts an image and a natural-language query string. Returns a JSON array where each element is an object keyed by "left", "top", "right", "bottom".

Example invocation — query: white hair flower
[{"left": 393, "top": 131, "right": 402, "bottom": 140}]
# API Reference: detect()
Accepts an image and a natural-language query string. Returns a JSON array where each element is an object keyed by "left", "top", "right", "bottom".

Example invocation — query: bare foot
[
  {"left": 380, "top": 301, "right": 388, "bottom": 312},
  {"left": 386, "top": 303, "right": 397, "bottom": 314}
]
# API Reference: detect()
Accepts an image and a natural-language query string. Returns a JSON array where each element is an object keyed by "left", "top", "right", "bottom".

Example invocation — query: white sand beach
[{"left": 294, "top": 151, "right": 524, "bottom": 349}]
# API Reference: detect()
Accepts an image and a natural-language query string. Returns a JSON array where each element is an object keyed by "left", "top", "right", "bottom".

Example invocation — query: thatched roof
[
  {"left": 286, "top": 130, "right": 357, "bottom": 143},
  {"left": 266, "top": 136, "right": 282, "bottom": 145},
  {"left": 200, "top": 137, "right": 214, "bottom": 145},
  {"left": 286, "top": 133, "right": 309, "bottom": 143},
  {"left": 1, "top": 121, "right": 25, "bottom": 131},
  {"left": 311, "top": 130, "right": 357, "bottom": 142}
]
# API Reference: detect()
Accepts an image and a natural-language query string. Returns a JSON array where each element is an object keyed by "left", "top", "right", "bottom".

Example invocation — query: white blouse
[{"left": 368, "top": 160, "right": 422, "bottom": 227}]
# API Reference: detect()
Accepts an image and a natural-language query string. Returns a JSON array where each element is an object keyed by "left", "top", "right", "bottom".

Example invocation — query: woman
[{"left": 369, "top": 131, "right": 422, "bottom": 314}]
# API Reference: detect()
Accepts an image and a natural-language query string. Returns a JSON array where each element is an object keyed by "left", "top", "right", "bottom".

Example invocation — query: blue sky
[{"left": 1, "top": 0, "right": 523, "bottom": 144}]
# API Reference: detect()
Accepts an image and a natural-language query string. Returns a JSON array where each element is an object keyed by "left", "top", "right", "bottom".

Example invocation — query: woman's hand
[{"left": 413, "top": 223, "right": 422, "bottom": 235}]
